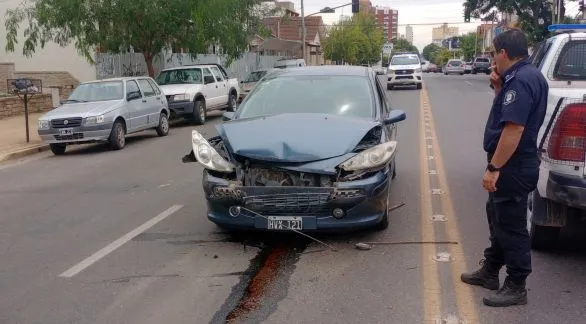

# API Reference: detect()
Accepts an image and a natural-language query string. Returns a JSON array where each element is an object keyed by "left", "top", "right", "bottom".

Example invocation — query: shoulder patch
[{"left": 503, "top": 90, "right": 517, "bottom": 105}]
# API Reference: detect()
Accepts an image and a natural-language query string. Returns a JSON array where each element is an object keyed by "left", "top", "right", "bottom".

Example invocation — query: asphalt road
[{"left": 0, "top": 73, "right": 585, "bottom": 324}]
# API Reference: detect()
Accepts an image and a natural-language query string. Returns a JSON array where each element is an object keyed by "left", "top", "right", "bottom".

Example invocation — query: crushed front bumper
[
  {"left": 38, "top": 123, "right": 113, "bottom": 144},
  {"left": 202, "top": 169, "right": 391, "bottom": 232},
  {"left": 168, "top": 100, "right": 194, "bottom": 116}
]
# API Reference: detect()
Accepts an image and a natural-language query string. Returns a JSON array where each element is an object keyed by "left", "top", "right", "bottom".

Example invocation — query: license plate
[
  {"left": 59, "top": 128, "right": 74, "bottom": 136},
  {"left": 267, "top": 216, "right": 302, "bottom": 230}
]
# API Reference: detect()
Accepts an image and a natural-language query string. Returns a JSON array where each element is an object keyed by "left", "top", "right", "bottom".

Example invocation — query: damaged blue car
[{"left": 183, "top": 66, "right": 406, "bottom": 232}]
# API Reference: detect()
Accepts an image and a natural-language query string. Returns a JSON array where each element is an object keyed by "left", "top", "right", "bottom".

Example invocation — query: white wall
[{"left": 0, "top": 0, "right": 96, "bottom": 82}]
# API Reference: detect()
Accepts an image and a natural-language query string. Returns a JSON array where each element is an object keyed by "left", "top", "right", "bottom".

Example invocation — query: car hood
[
  {"left": 216, "top": 113, "right": 380, "bottom": 163},
  {"left": 389, "top": 64, "right": 421, "bottom": 70},
  {"left": 159, "top": 84, "right": 202, "bottom": 95},
  {"left": 40, "top": 100, "right": 123, "bottom": 119}
]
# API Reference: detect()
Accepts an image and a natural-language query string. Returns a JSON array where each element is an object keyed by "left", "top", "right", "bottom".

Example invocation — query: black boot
[
  {"left": 460, "top": 259, "right": 500, "bottom": 290},
  {"left": 483, "top": 277, "right": 528, "bottom": 307}
]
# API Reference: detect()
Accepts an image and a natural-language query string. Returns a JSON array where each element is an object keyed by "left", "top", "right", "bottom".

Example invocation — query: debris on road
[{"left": 355, "top": 240, "right": 459, "bottom": 251}]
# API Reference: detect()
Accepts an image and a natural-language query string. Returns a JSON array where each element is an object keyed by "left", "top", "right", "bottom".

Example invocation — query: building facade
[
  {"left": 432, "top": 23, "right": 459, "bottom": 46},
  {"left": 375, "top": 6, "right": 399, "bottom": 41},
  {"left": 405, "top": 25, "right": 414, "bottom": 44}
]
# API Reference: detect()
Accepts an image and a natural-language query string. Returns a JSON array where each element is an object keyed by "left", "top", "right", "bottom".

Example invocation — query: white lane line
[
  {"left": 59, "top": 204, "right": 184, "bottom": 278},
  {"left": 465, "top": 81, "right": 473, "bottom": 86}
]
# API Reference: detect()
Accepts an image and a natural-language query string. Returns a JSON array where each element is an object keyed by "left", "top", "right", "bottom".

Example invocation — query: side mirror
[
  {"left": 204, "top": 76, "right": 215, "bottom": 84},
  {"left": 127, "top": 92, "right": 141, "bottom": 101},
  {"left": 222, "top": 111, "right": 235, "bottom": 121},
  {"left": 383, "top": 110, "right": 406, "bottom": 125}
]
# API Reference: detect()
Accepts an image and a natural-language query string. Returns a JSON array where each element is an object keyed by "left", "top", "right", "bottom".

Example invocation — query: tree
[
  {"left": 4, "top": 0, "right": 270, "bottom": 77},
  {"left": 422, "top": 43, "right": 441, "bottom": 62},
  {"left": 459, "top": 32, "right": 482, "bottom": 61},
  {"left": 434, "top": 48, "right": 458, "bottom": 66},
  {"left": 391, "top": 38, "right": 419, "bottom": 54},
  {"left": 463, "top": 0, "right": 578, "bottom": 45},
  {"left": 323, "top": 12, "right": 385, "bottom": 65}
]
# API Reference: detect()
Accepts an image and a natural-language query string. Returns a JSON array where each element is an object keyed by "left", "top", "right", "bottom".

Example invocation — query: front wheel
[
  {"left": 192, "top": 100, "right": 206, "bottom": 125},
  {"left": 227, "top": 92, "right": 237, "bottom": 112},
  {"left": 109, "top": 120, "right": 126, "bottom": 150},
  {"left": 416, "top": 83, "right": 422, "bottom": 90},
  {"left": 155, "top": 112, "right": 169, "bottom": 137},
  {"left": 50, "top": 143, "right": 66, "bottom": 155}
]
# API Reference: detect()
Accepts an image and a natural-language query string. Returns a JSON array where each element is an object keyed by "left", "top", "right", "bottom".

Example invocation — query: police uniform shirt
[{"left": 483, "top": 59, "right": 549, "bottom": 164}]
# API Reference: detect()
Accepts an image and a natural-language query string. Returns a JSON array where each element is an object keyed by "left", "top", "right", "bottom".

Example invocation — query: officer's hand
[
  {"left": 482, "top": 170, "right": 499, "bottom": 192},
  {"left": 489, "top": 71, "right": 502, "bottom": 93}
]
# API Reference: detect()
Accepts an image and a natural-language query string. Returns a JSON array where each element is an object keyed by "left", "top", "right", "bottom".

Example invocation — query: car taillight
[{"left": 548, "top": 103, "right": 586, "bottom": 162}]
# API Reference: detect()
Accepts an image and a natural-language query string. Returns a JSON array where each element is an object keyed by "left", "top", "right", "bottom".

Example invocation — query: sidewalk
[{"left": 0, "top": 113, "right": 49, "bottom": 162}]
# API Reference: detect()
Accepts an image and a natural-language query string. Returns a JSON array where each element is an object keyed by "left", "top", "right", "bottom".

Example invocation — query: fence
[{"left": 95, "top": 52, "right": 284, "bottom": 81}]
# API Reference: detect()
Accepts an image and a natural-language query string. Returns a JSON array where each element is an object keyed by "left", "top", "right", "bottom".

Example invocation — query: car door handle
[
  {"left": 142, "top": 99, "right": 147, "bottom": 103},
  {"left": 156, "top": 96, "right": 161, "bottom": 100},
  {"left": 215, "top": 85, "right": 218, "bottom": 88}
]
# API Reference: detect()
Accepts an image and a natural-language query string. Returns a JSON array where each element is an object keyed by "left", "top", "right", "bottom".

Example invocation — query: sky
[{"left": 292, "top": 0, "right": 583, "bottom": 52}]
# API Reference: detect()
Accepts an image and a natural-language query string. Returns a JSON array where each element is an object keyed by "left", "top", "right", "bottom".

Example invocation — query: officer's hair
[{"left": 493, "top": 29, "right": 529, "bottom": 60}]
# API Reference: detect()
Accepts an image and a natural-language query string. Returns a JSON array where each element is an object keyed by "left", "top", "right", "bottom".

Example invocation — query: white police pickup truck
[
  {"left": 156, "top": 64, "right": 239, "bottom": 125},
  {"left": 526, "top": 24, "right": 586, "bottom": 250}
]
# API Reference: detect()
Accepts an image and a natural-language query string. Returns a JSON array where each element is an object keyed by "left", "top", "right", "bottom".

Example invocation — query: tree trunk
[{"left": 143, "top": 52, "right": 155, "bottom": 78}]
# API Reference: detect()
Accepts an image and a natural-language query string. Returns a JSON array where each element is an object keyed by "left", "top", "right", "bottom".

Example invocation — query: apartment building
[
  {"left": 375, "top": 6, "right": 399, "bottom": 41},
  {"left": 432, "top": 23, "right": 459, "bottom": 46},
  {"left": 405, "top": 25, "right": 414, "bottom": 44}
]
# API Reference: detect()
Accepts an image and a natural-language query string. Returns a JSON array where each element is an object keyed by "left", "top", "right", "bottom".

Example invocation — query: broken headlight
[
  {"left": 339, "top": 141, "right": 397, "bottom": 172},
  {"left": 191, "top": 130, "right": 235, "bottom": 173}
]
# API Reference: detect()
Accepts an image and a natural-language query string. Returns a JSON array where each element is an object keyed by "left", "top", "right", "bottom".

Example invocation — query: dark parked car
[
  {"left": 183, "top": 66, "right": 406, "bottom": 232},
  {"left": 471, "top": 57, "right": 491, "bottom": 74}
]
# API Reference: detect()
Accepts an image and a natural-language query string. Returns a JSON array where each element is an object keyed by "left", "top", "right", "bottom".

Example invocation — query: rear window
[
  {"left": 448, "top": 61, "right": 462, "bottom": 66},
  {"left": 553, "top": 40, "right": 586, "bottom": 81},
  {"left": 475, "top": 58, "right": 490, "bottom": 63}
]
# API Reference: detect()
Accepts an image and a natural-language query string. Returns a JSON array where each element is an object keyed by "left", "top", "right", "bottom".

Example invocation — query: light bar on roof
[{"left": 548, "top": 24, "right": 586, "bottom": 32}]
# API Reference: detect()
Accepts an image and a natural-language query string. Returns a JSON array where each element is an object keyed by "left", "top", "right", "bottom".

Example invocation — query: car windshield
[
  {"left": 476, "top": 58, "right": 490, "bottom": 63},
  {"left": 243, "top": 71, "right": 268, "bottom": 83},
  {"left": 390, "top": 56, "right": 420, "bottom": 65},
  {"left": 66, "top": 81, "right": 124, "bottom": 102},
  {"left": 236, "top": 75, "right": 374, "bottom": 119},
  {"left": 156, "top": 68, "right": 203, "bottom": 85}
]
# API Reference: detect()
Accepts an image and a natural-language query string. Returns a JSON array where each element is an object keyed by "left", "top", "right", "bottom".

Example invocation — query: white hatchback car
[{"left": 387, "top": 54, "right": 423, "bottom": 90}]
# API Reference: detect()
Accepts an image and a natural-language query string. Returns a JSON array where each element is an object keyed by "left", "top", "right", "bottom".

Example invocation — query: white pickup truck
[
  {"left": 155, "top": 64, "right": 239, "bottom": 125},
  {"left": 526, "top": 24, "right": 586, "bottom": 250}
]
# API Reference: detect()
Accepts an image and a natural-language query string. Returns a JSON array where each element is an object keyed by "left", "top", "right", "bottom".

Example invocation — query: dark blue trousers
[{"left": 483, "top": 157, "right": 540, "bottom": 285}]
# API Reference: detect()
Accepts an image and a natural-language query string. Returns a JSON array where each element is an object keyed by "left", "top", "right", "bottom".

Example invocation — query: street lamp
[{"left": 301, "top": 2, "right": 345, "bottom": 63}]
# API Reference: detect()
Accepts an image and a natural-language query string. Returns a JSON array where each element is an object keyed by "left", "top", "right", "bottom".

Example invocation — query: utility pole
[
  {"left": 301, "top": 0, "right": 306, "bottom": 62},
  {"left": 558, "top": 0, "right": 562, "bottom": 23}
]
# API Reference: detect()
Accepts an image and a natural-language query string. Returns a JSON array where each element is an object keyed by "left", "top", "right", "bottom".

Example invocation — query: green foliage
[
  {"left": 433, "top": 48, "right": 457, "bottom": 66},
  {"left": 459, "top": 32, "right": 482, "bottom": 61},
  {"left": 462, "top": 0, "right": 577, "bottom": 44},
  {"left": 391, "top": 38, "right": 419, "bottom": 54},
  {"left": 4, "top": 0, "right": 270, "bottom": 76},
  {"left": 323, "top": 12, "right": 385, "bottom": 65},
  {"left": 422, "top": 43, "right": 441, "bottom": 62}
]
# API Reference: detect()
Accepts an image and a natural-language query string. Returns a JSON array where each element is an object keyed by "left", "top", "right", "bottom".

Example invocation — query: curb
[{"left": 0, "top": 144, "right": 50, "bottom": 162}]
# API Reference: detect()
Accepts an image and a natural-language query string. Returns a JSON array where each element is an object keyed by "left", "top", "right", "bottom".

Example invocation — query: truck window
[
  {"left": 553, "top": 40, "right": 586, "bottom": 81},
  {"left": 530, "top": 39, "right": 552, "bottom": 69}
]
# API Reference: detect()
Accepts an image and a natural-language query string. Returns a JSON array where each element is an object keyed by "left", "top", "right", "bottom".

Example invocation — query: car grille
[
  {"left": 395, "top": 76, "right": 413, "bottom": 80},
  {"left": 395, "top": 69, "right": 414, "bottom": 75},
  {"left": 244, "top": 192, "right": 331, "bottom": 216},
  {"left": 51, "top": 118, "right": 82, "bottom": 128},
  {"left": 54, "top": 133, "right": 84, "bottom": 141}
]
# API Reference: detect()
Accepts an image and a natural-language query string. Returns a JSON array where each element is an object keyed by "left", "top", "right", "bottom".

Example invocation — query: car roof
[
  {"left": 160, "top": 64, "right": 219, "bottom": 71},
  {"left": 266, "top": 65, "right": 370, "bottom": 77},
  {"left": 85, "top": 77, "right": 151, "bottom": 83}
]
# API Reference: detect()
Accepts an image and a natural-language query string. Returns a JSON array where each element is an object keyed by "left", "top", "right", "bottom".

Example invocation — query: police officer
[{"left": 460, "top": 29, "right": 548, "bottom": 307}]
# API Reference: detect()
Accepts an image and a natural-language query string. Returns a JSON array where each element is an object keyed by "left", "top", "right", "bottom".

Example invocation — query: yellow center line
[
  {"left": 422, "top": 86, "right": 480, "bottom": 324},
  {"left": 420, "top": 88, "right": 442, "bottom": 324}
]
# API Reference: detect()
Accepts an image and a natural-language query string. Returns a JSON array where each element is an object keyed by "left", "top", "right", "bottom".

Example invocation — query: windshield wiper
[{"left": 64, "top": 99, "right": 87, "bottom": 103}]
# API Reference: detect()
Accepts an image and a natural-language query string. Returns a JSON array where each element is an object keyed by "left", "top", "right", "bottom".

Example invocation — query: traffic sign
[{"left": 382, "top": 43, "right": 393, "bottom": 54}]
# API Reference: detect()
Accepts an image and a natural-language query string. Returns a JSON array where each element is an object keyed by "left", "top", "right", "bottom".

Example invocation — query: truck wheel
[
  {"left": 192, "top": 100, "right": 206, "bottom": 125},
  {"left": 109, "top": 120, "right": 126, "bottom": 150},
  {"left": 155, "top": 112, "right": 169, "bottom": 137},
  {"left": 227, "top": 92, "right": 237, "bottom": 112},
  {"left": 416, "top": 83, "right": 422, "bottom": 90},
  {"left": 50, "top": 143, "right": 66, "bottom": 155},
  {"left": 528, "top": 191, "right": 561, "bottom": 250}
]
